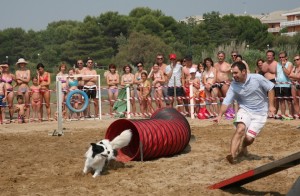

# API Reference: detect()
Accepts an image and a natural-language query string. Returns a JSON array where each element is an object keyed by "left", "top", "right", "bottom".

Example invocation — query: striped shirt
[{"left": 223, "top": 74, "right": 274, "bottom": 114}]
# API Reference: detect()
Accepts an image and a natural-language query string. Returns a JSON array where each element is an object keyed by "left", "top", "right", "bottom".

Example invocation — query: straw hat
[{"left": 16, "top": 58, "right": 28, "bottom": 65}]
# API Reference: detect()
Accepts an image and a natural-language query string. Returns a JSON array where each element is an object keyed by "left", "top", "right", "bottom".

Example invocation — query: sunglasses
[
  {"left": 137, "top": 64, "right": 143, "bottom": 67},
  {"left": 156, "top": 57, "right": 163, "bottom": 60},
  {"left": 294, "top": 59, "right": 300, "bottom": 62},
  {"left": 279, "top": 56, "right": 286, "bottom": 59},
  {"left": 231, "top": 55, "right": 237, "bottom": 57}
]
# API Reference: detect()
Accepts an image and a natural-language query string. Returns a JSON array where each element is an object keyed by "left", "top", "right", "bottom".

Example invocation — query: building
[
  {"left": 281, "top": 7, "right": 300, "bottom": 36},
  {"left": 259, "top": 11, "right": 287, "bottom": 35}
]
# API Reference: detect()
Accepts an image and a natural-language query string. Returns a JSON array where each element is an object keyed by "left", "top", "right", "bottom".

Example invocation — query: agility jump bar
[{"left": 209, "top": 151, "right": 300, "bottom": 190}]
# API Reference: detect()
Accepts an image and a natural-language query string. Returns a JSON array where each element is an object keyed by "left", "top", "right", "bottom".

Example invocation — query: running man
[{"left": 215, "top": 61, "right": 276, "bottom": 164}]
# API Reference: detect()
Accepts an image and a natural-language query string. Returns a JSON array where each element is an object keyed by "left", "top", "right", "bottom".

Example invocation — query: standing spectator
[
  {"left": 57, "top": 63, "right": 69, "bottom": 119},
  {"left": 14, "top": 95, "right": 27, "bottom": 123},
  {"left": 82, "top": 58, "right": 99, "bottom": 118},
  {"left": 165, "top": 53, "right": 184, "bottom": 111},
  {"left": 67, "top": 68, "right": 80, "bottom": 120},
  {"left": 0, "top": 67, "right": 7, "bottom": 124},
  {"left": 1, "top": 62, "right": 15, "bottom": 122},
  {"left": 149, "top": 63, "right": 165, "bottom": 109},
  {"left": 75, "top": 59, "right": 87, "bottom": 90},
  {"left": 140, "top": 71, "right": 154, "bottom": 117},
  {"left": 214, "top": 51, "right": 231, "bottom": 98},
  {"left": 275, "top": 51, "right": 293, "bottom": 118},
  {"left": 106, "top": 64, "right": 119, "bottom": 114},
  {"left": 182, "top": 55, "right": 198, "bottom": 114},
  {"left": 289, "top": 54, "right": 300, "bottom": 115},
  {"left": 15, "top": 58, "right": 31, "bottom": 120},
  {"left": 255, "top": 59, "right": 265, "bottom": 75},
  {"left": 196, "top": 62, "right": 206, "bottom": 108},
  {"left": 75, "top": 59, "right": 87, "bottom": 118},
  {"left": 261, "top": 50, "right": 277, "bottom": 83},
  {"left": 29, "top": 76, "right": 42, "bottom": 122},
  {"left": 37, "top": 63, "right": 51, "bottom": 121},
  {"left": 155, "top": 53, "right": 169, "bottom": 106},
  {"left": 121, "top": 64, "right": 136, "bottom": 115},
  {"left": 134, "top": 62, "right": 146, "bottom": 112},
  {"left": 189, "top": 68, "right": 201, "bottom": 113},
  {"left": 231, "top": 51, "right": 250, "bottom": 73},
  {"left": 203, "top": 57, "right": 219, "bottom": 117}
]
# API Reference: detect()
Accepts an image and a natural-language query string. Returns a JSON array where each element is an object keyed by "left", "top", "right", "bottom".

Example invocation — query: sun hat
[
  {"left": 169, "top": 53, "right": 177, "bottom": 60},
  {"left": 189, "top": 67, "right": 197, "bottom": 73},
  {"left": 16, "top": 58, "right": 28, "bottom": 65}
]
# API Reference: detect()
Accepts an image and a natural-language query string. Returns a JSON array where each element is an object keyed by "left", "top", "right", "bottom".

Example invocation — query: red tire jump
[{"left": 105, "top": 107, "right": 191, "bottom": 162}]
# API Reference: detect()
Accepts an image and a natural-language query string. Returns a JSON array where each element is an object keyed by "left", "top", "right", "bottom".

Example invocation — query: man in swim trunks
[{"left": 82, "top": 58, "right": 99, "bottom": 118}]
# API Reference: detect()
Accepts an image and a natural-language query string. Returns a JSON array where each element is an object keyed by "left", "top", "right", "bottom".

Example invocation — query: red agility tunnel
[{"left": 105, "top": 107, "right": 191, "bottom": 162}]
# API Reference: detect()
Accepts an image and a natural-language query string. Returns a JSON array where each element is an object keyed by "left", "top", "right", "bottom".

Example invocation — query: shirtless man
[
  {"left": 155, "top": 53, "right": 169, "bottom": 106},
  {"left": 214, "top": 51, "right": 232, "bottom": 97},
  {"left": 261, "top": 50, "right": 277, "bottom": 116},
  {"left": 182, "top": 55, "right": 198, "bottom": 114},
  {"left": 261, "top": 50, "right": 277, "bottom": 83},
  {"left": 82, "top": 58, "right": 99, "bottom": 118},
  {"left": 75, "top": 59, "right": 87, "bottom": 90}
]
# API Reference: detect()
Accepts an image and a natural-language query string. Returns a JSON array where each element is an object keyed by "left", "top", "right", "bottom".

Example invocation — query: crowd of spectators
[{"left": 1, "top": 50, "right": 300, "bottom": 124}]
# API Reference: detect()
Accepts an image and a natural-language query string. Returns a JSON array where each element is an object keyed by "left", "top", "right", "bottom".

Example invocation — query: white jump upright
[
  {"left": 97, "top": 74, "right": 102, "bottom": 120},
  {"left": 189, "top": 83, "right": 195, "bottom": 119},
  {"left": 52, "top": 80, "right": 63, "bottom": 136},
  {"left": 126, "top": 85, "right": 131, "bottom": 119}
]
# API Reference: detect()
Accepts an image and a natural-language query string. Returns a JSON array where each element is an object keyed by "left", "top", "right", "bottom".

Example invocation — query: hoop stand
[{"left": 50, "top": 81, "right": 64, "bottom": 136}]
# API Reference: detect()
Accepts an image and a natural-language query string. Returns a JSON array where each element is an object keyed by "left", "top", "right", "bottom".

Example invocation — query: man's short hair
[
  {"left": 266, "top": 50, "right": 275, "bottom": 57},
  {"left": 231, "top": 61, "right": 246, "bottom": 72},
  {"left": 184, "top": 55, "right": 193, "bottom": 61},
  {"left": 217, "top": 51, "right": 225, "bottom": 56}
]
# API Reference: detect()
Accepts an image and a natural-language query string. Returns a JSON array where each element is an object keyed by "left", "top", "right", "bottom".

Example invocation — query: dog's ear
[{"left": 91, "top": 143, "right": 96, "bottom": 147}]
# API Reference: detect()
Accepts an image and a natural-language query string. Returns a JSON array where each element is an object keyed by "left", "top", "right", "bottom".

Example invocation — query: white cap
[{"left": 189, "top": 67, "right": 197, "bottom": 73}]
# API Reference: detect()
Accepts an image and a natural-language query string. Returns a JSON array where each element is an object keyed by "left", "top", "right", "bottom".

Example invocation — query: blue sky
[{"left": 1, "top": 0, "right": 300, "bottom": 31}]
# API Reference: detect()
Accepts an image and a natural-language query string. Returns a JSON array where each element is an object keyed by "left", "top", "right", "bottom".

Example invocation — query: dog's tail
[{"left": 110, "top": 129, "right": 132, "bottom": 150}]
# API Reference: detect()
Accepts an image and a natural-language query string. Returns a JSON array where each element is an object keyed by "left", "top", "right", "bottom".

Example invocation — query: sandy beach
[{"left": 0, "top": 117, "right": 299, "bottom": 195}]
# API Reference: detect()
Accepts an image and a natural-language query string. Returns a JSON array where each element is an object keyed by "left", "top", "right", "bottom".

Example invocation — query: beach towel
[{"left": 113, "top": 88, "right": 127, "bottom": 118}]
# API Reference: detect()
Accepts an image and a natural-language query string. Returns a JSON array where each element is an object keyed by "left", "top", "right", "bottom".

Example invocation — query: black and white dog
[{"left": 83, "top": 129, "right": 132, "bottom": 178}]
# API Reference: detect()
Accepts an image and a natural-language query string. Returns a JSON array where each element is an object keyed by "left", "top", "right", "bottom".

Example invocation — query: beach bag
[{"left": 197, "top": 107, "right": 209, "bottom": 119}]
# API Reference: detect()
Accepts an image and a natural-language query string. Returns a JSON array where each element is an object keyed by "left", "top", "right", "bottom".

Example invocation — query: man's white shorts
[{"left": 233, "top": 108, "right": 267, "bottom": 138}]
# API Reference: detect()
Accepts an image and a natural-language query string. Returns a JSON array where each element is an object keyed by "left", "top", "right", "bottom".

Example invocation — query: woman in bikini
[
  {"left": 202, "top": 57, "right": 219, "bottom": 116},
  {"left": 15, "top": 58, "right": 31, "bottom": 120},
  {"left": 148, "top": 63, "right": 165, "bottom": 109},
  {"left": 140, "top": 71, "right": 154, "bottom": 117},
  {"left": 1, "top": 62, "right": 15, "bottom": 122},
  {"left": 106, "top": 64, "right": 119, "bottom": 113},
  {"left": 289, "top": 54, "right": 300, "bottom": 115},
  {"left": 121, "top": 64, "right": 136, "bottom": 114},
  {"left": 67, "top": 68, "right": 80, "bottom": 120},
  {"left": 134, "top": 62, "right": 146, "bottom": 111},
  {"left": 0, "top": 68, "right": 7, "bottom": 124},
  {"left": 37, "top": 63, "right": 51, "bottom": 121},
  {"left": 29, "top": 76, "right": 42, "bottom": 122},
  {"left": 57, "top": 63, "right": 69, "bottom": 119}
]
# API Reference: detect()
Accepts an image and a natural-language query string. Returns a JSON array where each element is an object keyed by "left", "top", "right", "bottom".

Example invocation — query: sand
[{"left": 0, "top": 117, "right": 299, "bottom": 196}]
